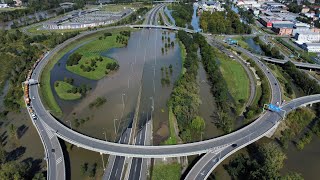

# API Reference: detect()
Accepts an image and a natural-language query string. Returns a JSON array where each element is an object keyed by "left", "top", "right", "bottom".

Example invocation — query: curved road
[{"left": 185, "top": 94, "right": 320, "bottom": 180}]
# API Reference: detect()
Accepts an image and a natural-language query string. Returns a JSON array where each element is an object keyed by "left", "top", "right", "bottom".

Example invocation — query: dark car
[
  {"left": 232, "top": 144, "right": 237, "bottom": 148},
  {"left": 274, "top": 83, "right": 277, "bottom": 85},
  {"left": 51, "top": 149, "right": 55, "bottom": 153}
]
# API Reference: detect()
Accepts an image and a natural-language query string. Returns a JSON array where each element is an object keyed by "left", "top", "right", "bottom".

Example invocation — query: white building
[
  {"left": 237, "top": 1, "right": 261, "bottom": 8},
  {"left": 295, "top": 32, "right": 320, "bottom": 43},
  {"left": 0, "top": 3, "right": 8, "bottom": 8},
  {"left": 199, "top": 1, "right": 225, "bottom": 12},
  {"left": 301, "top": 43, "right": 320, "bottom": 52}
]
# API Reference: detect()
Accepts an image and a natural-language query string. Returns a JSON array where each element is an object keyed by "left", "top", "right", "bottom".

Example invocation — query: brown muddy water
[
  {"left": 197, "top": 61, "right": 224, "bottom": 139},
  {"left": 51, "top": 29, "right": 182, "bottom": 143}
]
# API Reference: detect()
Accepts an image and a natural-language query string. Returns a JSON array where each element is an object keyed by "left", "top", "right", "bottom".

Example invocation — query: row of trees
[
  {"left": 283, "top": 62, "right": 320, "bottom": 95},
  {"left": 168, "top": 30, "right": 204, "bottom": 142},
  {"left": 200, "top": 9, "right": 251, "bottom": 34},
  {"left": 0, "top": 29, "right": 42, "bottom": 111},
  {"left": 253, "top": 36, "right": 284, "bottom": 59},
  {"left": 194, "top": 33, "right": 235, "bottom": 133}
]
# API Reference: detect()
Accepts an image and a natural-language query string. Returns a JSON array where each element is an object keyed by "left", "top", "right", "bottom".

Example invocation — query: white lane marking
[{"left": 56, "top": 157, "right": 62, "bottom": 165}]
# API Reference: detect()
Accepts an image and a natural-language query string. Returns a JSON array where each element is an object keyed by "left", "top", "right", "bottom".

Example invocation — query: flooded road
[{"left": 51, "top": 29, "right": 182, "bottom": 143}]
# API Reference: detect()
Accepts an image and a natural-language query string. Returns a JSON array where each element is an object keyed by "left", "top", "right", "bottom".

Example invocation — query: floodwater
[
  {"left": 51, "top": 29, "right": 182, "bottom": 143},
  {"left": 164, "top": 6, "right": 175, "bottom": 26},
  {"left": 281, "top": 137, "right": 320, "bottom": 179},
  {"left": 191, "top": 3, "right": 200, "bottom": 31},
  {"left": 244, "top": 37, "right": 263, "bottom": 54},
  {"left": 197, "top": 52, "right": 223, "bottom": 139}
]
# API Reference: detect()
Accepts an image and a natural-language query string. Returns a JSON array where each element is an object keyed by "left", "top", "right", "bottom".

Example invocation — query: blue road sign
[{"left": 268, "top": 104, "right": 281, "bottom": 112}]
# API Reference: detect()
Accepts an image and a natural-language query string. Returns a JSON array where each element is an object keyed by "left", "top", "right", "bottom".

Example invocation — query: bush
[{"left": 67, "top": 53, "right": 82, "bottom": 66}]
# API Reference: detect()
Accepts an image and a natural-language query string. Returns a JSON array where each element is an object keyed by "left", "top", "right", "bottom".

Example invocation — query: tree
[
  {"left": 0, "top": 161, "right": 31, "bottom": 180},
  {"left": 32, "top": 172, "right": 46, "bottom": 180},
  {"left": 191, "top": 116, "right": 205, "bottom": 132}
]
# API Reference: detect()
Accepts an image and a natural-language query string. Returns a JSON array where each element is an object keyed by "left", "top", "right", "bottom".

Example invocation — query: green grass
[
  {"left": 218, "top": 52, "right": 249, "bottom": 103},
  {"left": 39, "top": 27, "right": 131, "bottom": 117},
  {"left": 163, "top": 107, "right": 178, "bottom": 145},
  {"left": 66, "top": 34, "right": 124, "bottom": 80},
  {"left": 54, "top": 81, "right": 81, "bottom": 100},
  {"left": 178, "top": 40, "right": 187, "bottom": 75},
  {"left": 151, "top": 162, "right": 181, "bottom": 180}
]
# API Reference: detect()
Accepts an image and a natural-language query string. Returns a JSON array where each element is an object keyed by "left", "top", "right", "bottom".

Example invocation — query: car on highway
[{"left": 232, "top": 144, "right": 237, "bottom": 148}]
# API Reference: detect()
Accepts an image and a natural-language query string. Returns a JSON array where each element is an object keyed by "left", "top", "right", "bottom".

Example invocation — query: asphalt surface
[
  {"left": 107, "top": 128, "right": 132, "bottom": 180},
  {"left": 27, "top": 90, "right": 65, "bottom": 180},
  {"left": 128, "top": 125, "right": 148, "bottom": 180}
]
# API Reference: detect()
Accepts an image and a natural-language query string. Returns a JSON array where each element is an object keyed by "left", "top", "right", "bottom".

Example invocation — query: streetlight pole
[
  {"left": 114, "top": 118, "right": 118, "bottom": 135},
  {"left": 122, "top": 93, "right": 126, "bottom": 109},
  {"left": 100, "top": 152, "right": 105, "bottom": 170},
  {"left": 103, "top": 131, "right": 107, "bottom": 141},
  {"left": 66, "top": 120, "right": 72, "bottom": 130}
]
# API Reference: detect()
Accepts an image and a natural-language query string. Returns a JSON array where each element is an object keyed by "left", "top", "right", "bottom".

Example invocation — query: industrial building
[
  {"left": 301, "top": 43, "right": 320, "bottom": 52},
  {"left": 295, "top": 32, "right": 320, "bottom": 43}
]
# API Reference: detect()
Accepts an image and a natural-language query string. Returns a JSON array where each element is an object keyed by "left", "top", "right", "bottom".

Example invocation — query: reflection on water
[
  {"left": 281, "top": 137, "right": 320, "bottom": 179},
  {"left": 164, "top": 6, "right": 175, "bottom": 26},
  {"left": 51, "top": 29, "right": 182, "bottom": 143},
  {"left": 197, "top": 61, "right": 223, "bottom": 139},
  {"left": 244, "top": 38, "right": 263, "bottom": 54},
  {"left": 191, "top": 3, "right": 200, "bottom": 31}
]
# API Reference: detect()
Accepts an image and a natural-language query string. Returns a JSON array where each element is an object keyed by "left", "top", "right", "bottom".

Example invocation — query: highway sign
[{"left": 268, "top": 104, "right": 281, "bottom": 112}]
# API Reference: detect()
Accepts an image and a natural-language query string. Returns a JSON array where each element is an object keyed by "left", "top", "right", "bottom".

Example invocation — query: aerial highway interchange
[{"left": 22, "top": 4, "right": 320, "bottom": 180}]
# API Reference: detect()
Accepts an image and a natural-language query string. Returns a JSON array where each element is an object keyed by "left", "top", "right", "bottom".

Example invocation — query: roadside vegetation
[
  {"left": 225, "top": 142, "right": 303, "bottom": 180},
  {"left": 168, "top": 3, "right": 193, "bottom": 28},
  {"left": 243, "top": 58, "right": 271, "bottom": 121},
  {"left": 282, "top": 62, "right": 320, "bottom": 95},
  {"left": 167, "top": 30, "right": 205, "bottom": 142},
  {"left": 195, "top": 34, "right": 239, "bottom": 133},
  {"left": 66, "top": 32, "right": 129, "bottom": 80},
  {"left": 253, "top": 36, "right": 284, "bottom": 59},
  {"left": 275, "top": 38, "right": 317, "bottom": 63},
  {"left": 152, "top": 162, "right": 181, "bottom": 180}
]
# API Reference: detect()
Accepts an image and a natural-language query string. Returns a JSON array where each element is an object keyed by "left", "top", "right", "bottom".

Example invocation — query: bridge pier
[{"left": 265, "top": 123, "right": 280, "bottom": 138}]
